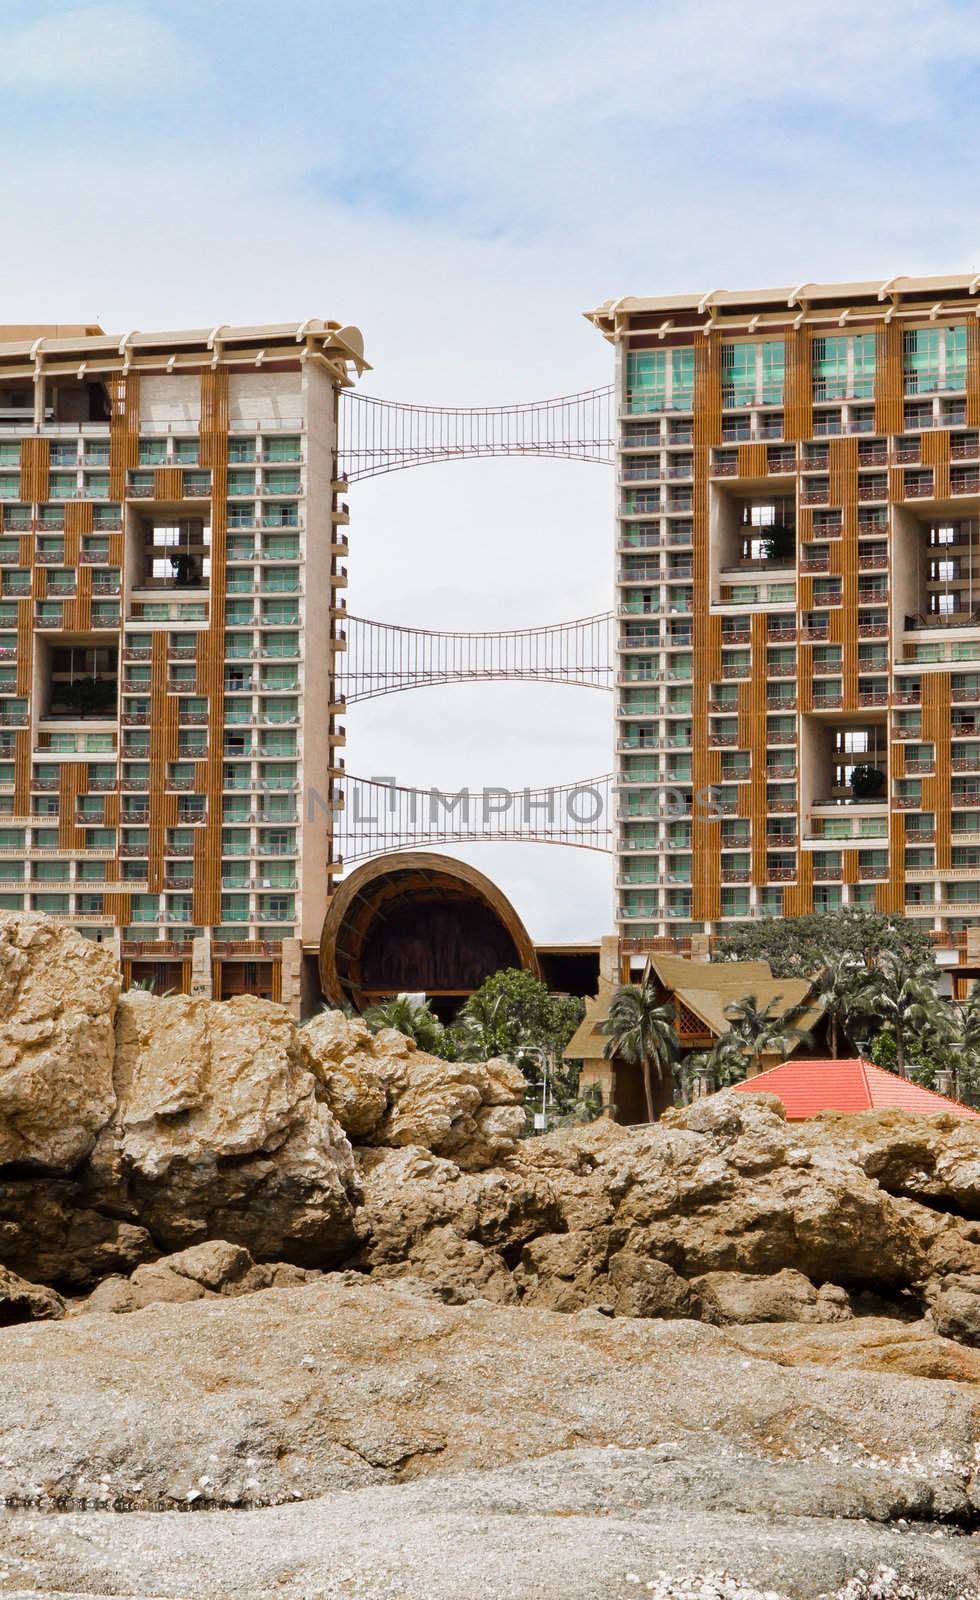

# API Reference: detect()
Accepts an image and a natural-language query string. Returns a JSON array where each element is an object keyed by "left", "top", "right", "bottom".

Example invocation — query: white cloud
[{"left": 0, "top": 4, "right": 188, "bottom": 90}]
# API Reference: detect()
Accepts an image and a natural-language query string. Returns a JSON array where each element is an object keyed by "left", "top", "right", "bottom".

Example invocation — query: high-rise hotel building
[
  {"left": 0, "top": 320, "right": 365, "bottom": 1012},
  {"left": 589, "top": 276, "right": 980, "bottom": 946}
]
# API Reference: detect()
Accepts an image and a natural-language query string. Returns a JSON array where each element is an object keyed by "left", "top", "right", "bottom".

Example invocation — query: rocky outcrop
[
  {"left": 82, "top": 1239, "right": 320, "bottom": 1314},
  {"left": 0, "top": 1263, "right": 65, "bottom": 1324},
  {"left": 0, "top": 919, "right": 365, "bottom": 1285},
  {"left": 88, "top": 992, "right": 358, "bottom": 1265},
  {"left": 303, "top": 1010, "right": 526, "bottom": 1168},
  {"left": 6, "top": 916, "right": 980, "bottom": 1358},
  {"left": 0, "top": 914, "right": 119, "bottom": 1171},
  {"left": 340, "top": 1093, "right": 980, "bottom": 1336}
]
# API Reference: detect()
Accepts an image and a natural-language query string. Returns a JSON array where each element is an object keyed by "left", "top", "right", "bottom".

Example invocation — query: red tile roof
[{"left": 731, "top": 1057, "right": 980, "bottom": 1120}]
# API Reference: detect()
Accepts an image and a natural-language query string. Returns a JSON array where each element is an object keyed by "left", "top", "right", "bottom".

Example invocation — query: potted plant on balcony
[
  {"left": 761, "top": 523, "right": 795, "bottom": 564},
  {"left": 850, "top": 763, "right": 886, "bottom": 801}
]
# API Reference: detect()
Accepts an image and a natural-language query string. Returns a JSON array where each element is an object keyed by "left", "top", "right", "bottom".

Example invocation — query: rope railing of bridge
[
  {"left": 335, "top": 772, "right": 614, "bottom": 864},
  {"left": 339, "top": 385, "right": 615, "bottom": 480},
  {"left": 340, "top": 612, "right": 614, "bottom": 702}
]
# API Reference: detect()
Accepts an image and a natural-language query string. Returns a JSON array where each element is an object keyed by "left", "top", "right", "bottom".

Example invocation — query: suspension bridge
[
  {"left": 338, "top": 385, "right": 615, "bottom": 480},
  {"left": 335, "top": 772, "right": 615, "bottom": 864},
  {"left": 339, "top": 612, "right": 615, "bottom": 702}
]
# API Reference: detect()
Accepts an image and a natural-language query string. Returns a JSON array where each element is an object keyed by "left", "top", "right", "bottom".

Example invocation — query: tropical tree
[
  {"left": 602, "top": 985, "right": 678, "bottom": 1123},
  {"left": 680, "top": 1034, "right": 741, "bottom": 1097},
  {"left": 453, "top": 969, "right": 584, "bottom": 1074},
  {"left": 722, "top": 992, "right": 810, "bottom": 1078},
  {"left": 813, "top": 953, "right": 865, "bottom": 1058},
  {"left": 363, "top": 994, "right": 450, "bottom": 1056},
  {"left": 714, "top": 909, "right": 935, "bottom": 979},
  {"left": 848, "top": 949, "right": 941, "bottom": 1079}
]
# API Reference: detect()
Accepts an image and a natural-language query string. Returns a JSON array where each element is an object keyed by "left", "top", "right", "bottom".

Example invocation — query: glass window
[
  {"left": 722, "top": 342, "right": 756, "bottom": 407},
  {"left": 722, "top": 341, "right": 785, "bottom": 408},
  {"left": 263, "top": 435, "right": 301, "bottom": 463},
  {"left": 904, "top": 325, "right": 967, "bottom": 395},
  {"left": 811, "top": 333, "right": 875, "bottom": 401}
]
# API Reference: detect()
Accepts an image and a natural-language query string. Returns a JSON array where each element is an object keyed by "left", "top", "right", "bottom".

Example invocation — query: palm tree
[
  {"left": 849, "top": 950, "right": 939, "bottom": 1079},
  {"left": 363, "top": 994, "right": 446, "bottom": 1055},
  {"left": 602, "top": 985, "right": 678, "bottom": 1123},
  {"left": 722, "top": 992, "right": 809, "bottom": 1078},
  {"left": 683, "top": 1034, "right": 744, "bottom": 1096},
  {"left": 813, "top": 953, "right": 865, "bottom": 1059}
]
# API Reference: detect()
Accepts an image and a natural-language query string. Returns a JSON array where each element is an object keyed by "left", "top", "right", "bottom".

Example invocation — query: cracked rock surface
[{"left": 1, "top": 1279, "right": 980, "bottom": 1596}]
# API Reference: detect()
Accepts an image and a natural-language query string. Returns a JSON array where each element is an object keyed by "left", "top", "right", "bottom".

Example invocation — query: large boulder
[
  {"left": 304, "top": 1012, "right": 526, "bottom": 1169},
  {"left": 88, "top": 993, "right": 358, "bottom": 1266},
  {"left": 0, "top": 1174, "right": 153, "bottom": 1288},
  {"left": 691, "top": 1268, "right": 852, "bottom": 1326},
  {"left": 0, "top": 1263, "right": 65, "bottom": 1325},
  {"left": 82, "top": 1239, "right": 320, "bottom": 1314},
  {"left": 0, "top": 914, "right": 119, "bottom": 1171}
]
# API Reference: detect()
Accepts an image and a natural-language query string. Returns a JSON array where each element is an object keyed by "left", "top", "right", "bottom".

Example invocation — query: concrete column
[
  {"left": 190, "top": 933, "right": 213, "bottom": 999},
  {"left": 599, "top": 934, "right": 620, "bottom": 986},
  {"left": 279, "top": 937, "right": 303, "bottom": 1018}
]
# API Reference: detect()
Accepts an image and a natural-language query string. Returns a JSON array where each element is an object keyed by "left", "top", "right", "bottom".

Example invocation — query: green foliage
[
  {"left": 714, "top": 910, "right": 935, "bottom": 980},
  {"left": 363, "top": 994, "right": 455, "bottom": 1058},
  {"left": 454, "top": 968, "right": 584, "bottom": 1072},
  {"left": 847, "top": 948, "right": 942, "bottom": 1077},
  {"left": 722, "top": 991, "right": 810, "bottom": 1076},
  {"left": 684, "top": 1034, "right": 747, "bottom": 1093},
  {"left": 602, "top": 984, "right": 678, "bottom": 1122},
  {"left": 849, "top": 763, "right": 886, "bottom": 800},
  {"left": 868, "top": 982, "right": 980, "bottom": 1105}
]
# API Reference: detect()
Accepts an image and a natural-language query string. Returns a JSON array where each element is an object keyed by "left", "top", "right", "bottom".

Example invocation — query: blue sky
[{"left": 6, "top": 0, "right": 980, "bottom": 941}]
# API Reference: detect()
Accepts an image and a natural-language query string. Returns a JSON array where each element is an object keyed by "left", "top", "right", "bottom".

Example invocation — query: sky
[{"left": 6, "top": 0, "right": 980, "bottom": 942}]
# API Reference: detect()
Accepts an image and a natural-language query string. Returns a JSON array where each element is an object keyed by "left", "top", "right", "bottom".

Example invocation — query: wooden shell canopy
[{"left": 319, "top": 851, "right": 540, "bottom": 1012}]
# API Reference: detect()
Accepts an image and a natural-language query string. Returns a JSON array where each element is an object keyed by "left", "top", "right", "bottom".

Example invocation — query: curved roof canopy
[{"left": 319, "top": 851, "right": 539, "bottom": 1011}]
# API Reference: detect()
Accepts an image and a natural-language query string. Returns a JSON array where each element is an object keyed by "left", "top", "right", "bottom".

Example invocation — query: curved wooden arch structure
[{"left": 319, "top": 851, "right": 541, "bottom": 1012}]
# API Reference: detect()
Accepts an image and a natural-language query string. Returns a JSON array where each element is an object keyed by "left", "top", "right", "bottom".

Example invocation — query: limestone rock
[
  {"left": 374, "top": 1055, "right": 526, "bottom": 1169},
  {"left": 353, "top": 1144, "right": 563, "bottom": 1281},
  {"left": 0, "top": 1174, "right": 153, "bottom": 1288},
  {"left": 1, "top": 1276, "right": 979, "bottom": 1514},
  {"left": 89, "top": 993, "right": 358, "bottom": 1265},
  {"left": 0, "top": 1262, "right": 65, "bottom": 1324},
  {"left": 0, "top": 914, "right": 119, "bottom": 1172},
  {"left": 303, "top": 1012, "right": 526, "bottom": 1169},
  {"left": 931, "top": 1271, "right": 980, "bottom": 1346},
  {"left": 691, "top": 1268, "right": 852, "bottom": 1326},
  {"left": 302, "top": 1010, "right": 408, "bottom": 1139},
  {"left": 79, "top": 1239, "right": 321, "bottom": 1314}
]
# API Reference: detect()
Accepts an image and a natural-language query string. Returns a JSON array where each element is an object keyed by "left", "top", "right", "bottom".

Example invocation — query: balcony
[
  {"left": 858, "top": 444, "right": 888, "bottom": 467},
  {"left": 801, "top": 485, "right": 829, "bottom": 506},
  {"left": 801, "top": 553, "right": 830, "bottom": 572},
  {"left": 951, "top": 435, "right": 980, "bottom": 460},
  {"left": 952, "top": 471, "right": 980, "bottom": 495},
  {"left": 905, "top": 611, "right": 980, "bottom": 630},
  {"left": 858, "top": 690, "right": 889, "bottom": 707}
]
